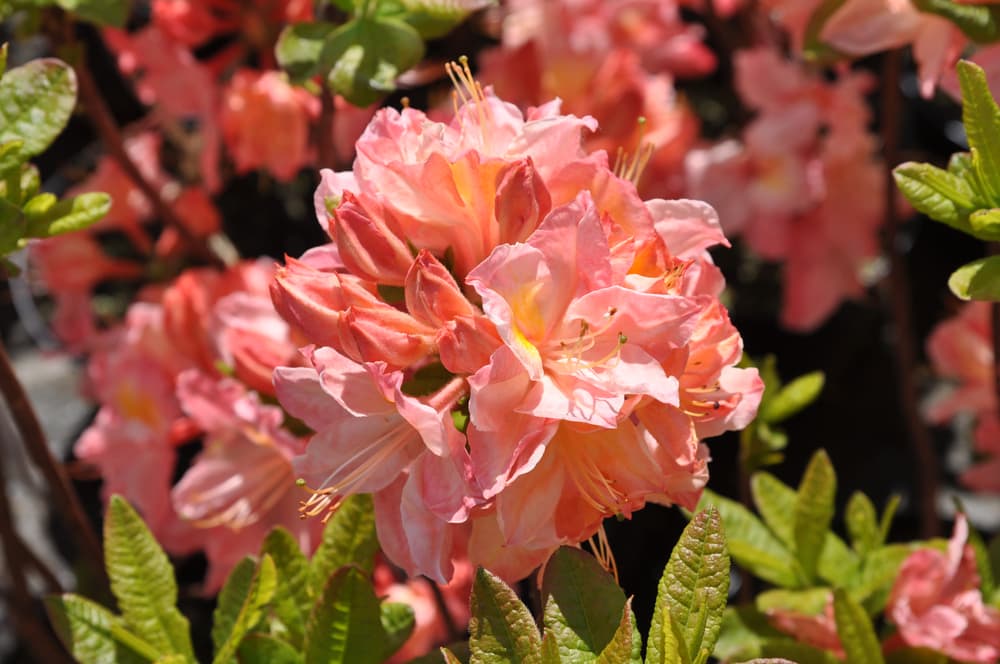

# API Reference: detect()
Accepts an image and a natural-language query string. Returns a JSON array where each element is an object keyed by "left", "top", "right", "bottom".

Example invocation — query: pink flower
[
  {"left": 820, "top": 0, "right": 965, "bottom": 98},
  {"left": 686, "top": 48, "right": 884, "bottom": 330},
  {"left": 925, "top": 302, "right": 995, "bottom": 423},
  {"left": 766, "top": 593, "right": 844, "bottom": 657},
  {"left": 887, "top": 514, "right": 1000, "bottom": 662},
  {"left": 220, "top": 69, "right": 319, "bottom": 181},
  {"left": 171, "top": 370, "right": 320, "bottom": 590}
]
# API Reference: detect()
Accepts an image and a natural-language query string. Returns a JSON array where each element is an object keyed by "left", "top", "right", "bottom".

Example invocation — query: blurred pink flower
[
  {"left": 686, "top": 48, "right": 884, "bottom": 330},
  {"left": 887, "top": 514, "right": 1000, "bottom": 662},
  {"left": 925, "top": 302, "right": 995, "bottom": 423},
  {"left": 820, "top": 0, "right": 965, "bottom": 97},
  {"left": 172, "top": 370, "right": 320, "bottom": 590},
  {"left": 767, "top": 593, "right": 844, "bottom": 657},
  {"left": 220, "top": 69, "right": 320, "bottom": 181}
]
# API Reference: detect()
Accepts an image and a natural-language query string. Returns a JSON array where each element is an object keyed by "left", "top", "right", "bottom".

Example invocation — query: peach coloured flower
[
  {"left": 103, "top": 26, "right": 222, "bottom": 190},
  {"left": 925, "top": 302, "right": 995, "bottom": 423},
  {"left": 767, "top": 593, "right": 844, "bottom": 657},
  {"left": 374, "top": 558, "right": 473, "bottom": 662},
  {"left": 220, "top": 69, "right": 319, "bottom": 181},
  {"left": 171, "top": 370, "right": 321, "bottom": 590},
  {"left": 821, "top": 0, "right": 965, "bottom": 98},
  {"left": 685, "top": 48, "right": 884, "bottom": 330},
  {"left": 154, "top": 187, "right": 222, "bottom": 258},
  {"left": 887, "top": 514, "right": 1000, "bottom": 662}
]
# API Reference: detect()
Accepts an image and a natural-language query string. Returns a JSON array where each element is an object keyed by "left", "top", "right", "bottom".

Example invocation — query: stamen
[
  {"left": 445, "top": 57, "right": 492, "bottom": 146},
  {"left": 296, "top": 479, "right": 343, "bottom": 523},
  {"left": 588, "top": 524, "right": 619, "bottom": 583}
]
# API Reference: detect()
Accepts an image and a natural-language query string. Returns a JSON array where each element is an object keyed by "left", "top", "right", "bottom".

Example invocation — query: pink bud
[
  {"left": 438, "top": 315, "right": 502, "bottom": 375},
  {"left": 405, "top": 250, "right": 475, "bottom": 328},
  {"left": 333, "top": 192, "right": 414, "bottom": 285},
  {"left": 346, "top": 307, "right": 436, "bottom": 369},
  {"left": 494, "top": 157, "right": 552, "bottom": 245}
]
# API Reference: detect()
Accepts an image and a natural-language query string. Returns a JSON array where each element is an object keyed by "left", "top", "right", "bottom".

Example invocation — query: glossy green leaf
[
  {"left": 697, "top": 490, "right": 804, "bottom": 588},
  {"left": 310, "top": 494, "right": 378, "bottom": 592},
  {"left": 892, "top": 162, "right": 978, "bottom": 230},
  {"left": 400, "top": 0, "right": 493, "bottom": 39},
  {"left": 469, "top": 567, "right": 542, "bottom": 664},
  {"left": 794, "top": 450, "right": 836, "bottom": 582},
  {"left": 948, "top": 255, "right": 1000, "bottom": 300},
  {"left": 958, "top": 60, "right": 1000, "bottom": 204},
  {"left": 24, "top": 191, "right": 110, "bottom": 238},
  {"left": 651, "top": 508, "right": 729, "bottom": 663},
  {"left": 0, "top": 58, "right": 77, "bottom": 157},
  {"left": 261, "top": 526, "right": 311, "bottom": 647},
  {"left": 212, "top": 555, "right": 278, "bottom": 664},
  {"left": 832, "top": 588, "right": 884, "bottom": 664},
  {"left": 913, "top": 0, "right": 1000, "bottom": 42},
  {"left": 275, "top": 22, "right": 338, "bottom": 82},
  {"left": 644, "top": 603, "right": 688, "bottom": 664},
  {"left": 322, "top": 16, "right": 424, "bottom": 106},
  {"left": 845, "top": 492, "right": 880, "bottom": 556},
  {"left": 595, "top": 600, "right": 636, "bottom": 664},
  {"left": 761, "top": 372, "right": 825, "bottom": 424},
  {"left": 749, "top": 472, "right": 795, "bottom": 548},
  {"left": 104, "top": 495, "right": 194, "bottom": 660},
  {"left": 541, "top": 547, "right": 633, "bottom": 661},
  {"left": 304, "top": 566, "right": 385, "bottom": 664},
  {"left": 237, "top": 634, "right": 304, "bottom": 664},
  {"left": 45, "top": 593, "right": 156, "bottom": 663},
  {"left": 380, "top": 601, "right": 415, "bottom": 659},
  {"left": 54, "top": 0, "right": 129, "bottom": 26}
]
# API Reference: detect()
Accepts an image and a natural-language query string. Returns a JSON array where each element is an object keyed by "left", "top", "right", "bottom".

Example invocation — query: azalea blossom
[
  {"left": 887, "top": 514, "right": 1000, "bottom": 662},
  {"left": 271, "top": 76, "right": 762, "bottom": 583}
]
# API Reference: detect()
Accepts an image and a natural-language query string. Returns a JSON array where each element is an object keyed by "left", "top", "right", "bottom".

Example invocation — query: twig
[
  {"left": 71, "top": 49, "right": 228, "bottom": 269},
  {"left": 880, "top": 50, "right": 940, "bottom": 539},
  {"left": 423, "top": 577, "right": 463, "bottom": 644},
  {"left": 0, "top": 342, "right": 107, "bottom": 585}
]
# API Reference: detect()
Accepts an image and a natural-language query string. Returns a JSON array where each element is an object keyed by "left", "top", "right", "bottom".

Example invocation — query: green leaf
[
  {"left": 380, "top": 601, "right": 415, "bottom": 659},
  {"left": 749, "top": 472, "right": 795, "bottom": 548},
  {"left": 948, "top": 255, "right": 1000, "bottom": 300},
  {"left": 793, "top": 450, "right": 837, "bottom": 583},
  {"left": 54, "top": 0, "right": 129, "bottom": 26},
  {"left": 399, "top": 0, "right": 494, "bottom": 39},
  {"left": 760, "top": 372, "right": 825, "bottom": 424},
  {"left": 261, "top": 527, "right": 311, "bottom": 647},
  {"left": 212, "top": 558, "right": 256, "bottom": 656},
  {"left": 442, "top": 646, "right": 467, "bottom": 664},
  {"left": 849, "top": 544, "right": 927, "bottom": 613},
  {"left": 958, "top": 60, "right": 1000, "bottom": 204},
  {"left": 0, "top": 197, "right": 25, "bottom": 256},
  {"left": 24, "top": 191, "right": 110, "bottom": 238},
  {"left": 832, "top": 588, "right": 884, "bottom": 664},
  {"left": 0, "top": 44, "right": 7, "bottom": 76},
  {"left": 913, "top": 0, "right": 1000, "bottom": 42},
  {"left": 104, "top": 495, "right": 195, "bottom": 660},
  {"left": 469, "top": 567, "right": 542, "bottom": 664},
  {"left": 644, "top": 603, "right": 688, "bottom": 664},
  {"left": 968, "top": 522, "right": 996, "bottom": 601},
  {"left": 0, "top": 59, "right": 77, "bottom": 157},
  {"left": 816, "top": 532, "right": 860, "bottom": 589},
  {"left": 651, "top": 508, "right": 729, "bottom": 663},
  {"left": 892, "top": 162, "right": 979, "bottom": 231},
  {"left": 595, "top": 600, "right": 636, "bottom": 664},
  {"left": 310, "top": 494, "right": 378, "bottom": 593},
  {"left": 845, "top": 492, "right": 880, "bottom": 556},
  {"left": 45, "top": 593, "right": 157, "bottom": 663},
  {"left": 541, "top": 547, "right": 632, "bottom": 661},
  {"left": 304, "top": 566, "right": 385, "bottom": 664},
  {"left": 878, "top": 495, "right": 900, "bottom": 545},
  {"left": 275, "top": 22, "right": 338, "bottom": 83},
  {"left": 757, "top": 640, "right": 841, "bottom": 664},
  {"left": 884, "top": 648, "right": 948, "bottom": 664},
  {"left": 802, "top": 0, "right": 848, "bottom": 63},
  {"left": 322, "top": 16, "right": 425, "bottom": 106},
  {"left": 970, "top": 208, "right": 1000, "bottom": 240},
  {"left": 212, "top": 555, "right": 278, "bottom": 664},
  {"left": 237, "top": 634, "right": 304, "bottom": 664},
  {"left": 755, "top": 588, "right": 830, "bottom": 616},
  {"left": 696, "top": 490, "right": 804, "bottom": 588},
  {"left": 0, "top": 140, "right": 25, "bottom": 179},
  {"left": 712, "top": 606, "right": 785, "bottom": 661}
]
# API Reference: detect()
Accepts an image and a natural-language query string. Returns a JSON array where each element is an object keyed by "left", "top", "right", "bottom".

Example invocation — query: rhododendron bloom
[
  {"left": 887, "top": 515, "right": 1000, "bottom": 662},
  {"left": 766, "top": 593, "right": 844, "bottom": 657},
  {"left": 925, "top": 302, "right": 995, "bottom": 423},
  {"left": 220, "top": 69, "right": 320, "bottom": 181},
  {"left": 272, "top": 79, "right": 761, "bottom": 583}
]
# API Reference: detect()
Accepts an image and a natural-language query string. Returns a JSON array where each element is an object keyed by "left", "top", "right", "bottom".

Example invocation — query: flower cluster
[
  {"left": 271, "top": 71, "right": 763, "bottom": 583},
  {"left": 685, "top": 47, "right": 885, "bottom": 330}
]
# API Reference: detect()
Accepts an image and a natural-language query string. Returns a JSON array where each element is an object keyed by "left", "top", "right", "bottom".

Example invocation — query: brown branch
[
  {"left": 71, "top": 52, "right": 228, "bottom": 269},
  {"left": 0, "top": 341, "right": 107, "bottom": 585},
  {"left": 881, "top": 50, "right": 940, "bottom": 539}
]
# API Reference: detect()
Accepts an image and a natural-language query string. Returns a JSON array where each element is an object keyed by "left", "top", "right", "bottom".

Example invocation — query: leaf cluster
[
  {"left": 275, "top": 0, "right": 493, "bottom": 107},
  {"left": 0, "top": 48, "right": 111, "bottom": 275},
  {"left": 738, "top": 355, "right": 825, "bottom": 473},
  {"left": 0, "top": 0, "right": 128, "bottom": 27},
  {"left": 46, "top": 494, "right": 416, "bottom": 664},
  {"left": 895, "top": 60, "right": 1000, "bottom": 301}
]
